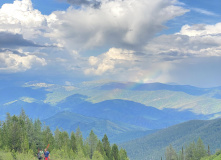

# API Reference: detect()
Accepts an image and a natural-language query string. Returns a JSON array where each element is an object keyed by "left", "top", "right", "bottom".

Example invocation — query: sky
[{"left": 0, "top": 0, "right": 221, "bottom": 88}]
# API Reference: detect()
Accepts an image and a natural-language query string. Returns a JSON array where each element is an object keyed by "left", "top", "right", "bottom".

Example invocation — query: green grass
[
  {"left": 201, "top": 151, "right": 221, "bottom": 160},
  {"left": 0, "top": 150, "right": 35, "bottom": 160}
]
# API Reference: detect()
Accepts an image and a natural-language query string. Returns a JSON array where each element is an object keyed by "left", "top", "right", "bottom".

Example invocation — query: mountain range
[{"left": 1, "top": 80, "right": 221, "bottom": 159}]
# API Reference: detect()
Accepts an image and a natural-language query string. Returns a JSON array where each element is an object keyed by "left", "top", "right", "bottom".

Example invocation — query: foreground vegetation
[
  {"left": 0, "top": 110, "right": 129, "bottom": 160},
  {"left": 0, "top": 150, "right": 35, "bottom": 160},
  {"left": 201, "top": 150, "right": 221, "bottom": 160}
]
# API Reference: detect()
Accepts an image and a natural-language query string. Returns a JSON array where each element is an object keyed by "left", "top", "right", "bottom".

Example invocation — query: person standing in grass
[
  {"left": 37, "top": 149, "right": 44, "bottom": 160},
  {"left": 44, "top": 148, "right": 50, "bottom": 160}
]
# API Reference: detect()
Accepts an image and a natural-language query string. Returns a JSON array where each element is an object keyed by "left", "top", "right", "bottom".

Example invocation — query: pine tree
[
  {"left": 0, "top": 121, "right": 2, "bottom": 149},
  {"left": 70, "top": 131, "right": 77, "bottom": 153},
  {"left": 33, "top": 119, "right": 43, "bottom": 151},
  {"left": 195, "top": 137, "right": 207, "bottom": 159},
  {"left": 76, "top": 127, "right": 84, "bottom": 150},
  {"left": 96, "top": 140, "right": 105, "bottom": 157},
  {"left": 1, "top": 122, "right": 9, "bottom": 150},
  {"left": 8, "top": 115, "right": 22, "bottom": 152},
  {"left": 18, "top": 110, "right": 30, "bottom": 153},
  {"left": 5, "top": 113, "right": 11, "bottom": 127},
  {"left": 111, "top": 144, "right": 120, "bottom": 160},
  {"left": 75, "top": 149, "right": 87, "bottom": 160},
  {"left": 59, "top": 131, "right": 70, "bottom": 148},
  {"left": 119, "top": 148, "right": 129, "bottom": 160},
  {"left": 21, "top": 135, "right": 29, "bottom": 153},
  {"left": 92, "top": 150, "right": 105, "bottom": 160},
  {"left": 165, "top": 144, "right": 178, "bottom": 160},
  {"left": 30, "top": 141, "right": 37, "bottom": 154},
  {"left": 19, "top": 108, "right": 27, "bottom": 122},
  {"left": 42, "top": 125, "right": 54, "bottom": 150},
  {"left": 26, "top": 117, "right": 35, "bottom": 151},
  {"left": 54, "top": 127, "right": 61, "bottom": 149},
  {"left": 182, "top": 146, "right": 184, "bottom": 160},
  {"left": 84, "top": 141, "right": 90, "bottom": 158},
  {"left": 178, "top": 146, "right": 184, "bottom": 160},
  {"left": 102, "top": 134, "right": 111, "bottom": 159},
  {"left": 3, "top": 113, "right": 11, "bottom": 149},
  {"left": 185, "top": 141, "right": 196, "bottom": 160},
  {"left": 208, "top": 145, "right": 211, "bottom": 156},
  {"left": 87, "top": 130, "right": 98, "bottom": 159}
]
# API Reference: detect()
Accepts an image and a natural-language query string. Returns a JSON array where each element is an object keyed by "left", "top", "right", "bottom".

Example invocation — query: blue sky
[{"left": 0, "top": 0, "right": 221, "bottom": 87}]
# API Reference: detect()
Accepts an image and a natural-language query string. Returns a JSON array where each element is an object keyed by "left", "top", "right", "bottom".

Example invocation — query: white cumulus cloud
[
  {"left": 84, "top": 47, "right": 172, "bottom": 84},
  {"left": 180, "top": 23, "right": 221, "bottom": 37},
  {"left": 85, "top": 48, "right": 136, "bottom": 75},
  {"left": 46, "top": 0, "right": 188, "bottom": 51},
  {"left": 0, "top": 0, "right": 47, "bottom": 39},
  {"left": 0, "top": 0, "right": 50, "bottom": 73},
  {"left": 0, "top": 49, "right": 46, "bottom": 72},
  {"left": 145, "top": 22, "right": 221, "bottom": 58}
]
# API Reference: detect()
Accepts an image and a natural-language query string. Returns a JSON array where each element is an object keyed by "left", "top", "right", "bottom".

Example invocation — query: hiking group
[{"left": 37, "top": 148, "right": 50, "bottom": 160}]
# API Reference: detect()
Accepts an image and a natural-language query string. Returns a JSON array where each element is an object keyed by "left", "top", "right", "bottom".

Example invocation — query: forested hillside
[
  {"left": 121, "top": 118, "right": 221, "bottom": 160},
  {"left": 164, "top": 138, "right": 221, "bottom": 160},
  {"left": 43, "top": 111, "right": 152, "bottom": 144},
  {"left": 0, "top": 110, "right": 128, "bottom": 160}
]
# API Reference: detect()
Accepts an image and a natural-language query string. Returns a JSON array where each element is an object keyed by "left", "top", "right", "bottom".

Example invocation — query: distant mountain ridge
[
  {"left": 0, "top": 86, "right": 48, "bottom": 104},
  {"left": 78, "top": 81, "right": 221, "bottom": 116},
  {"left": 42, "top": 95, "right": 208, "bottom": 143},
  {"left": 57, "top": 96, "right": 208, "bottom": 129},
  {"left": 1, "top": 80, "right": 221, "bottom": 126},
  {"left": 95, "top": 82, "right": 213, "bottom": 96},
  {"left": 1, "top": 80, "right": 221, "bottom": 148}
]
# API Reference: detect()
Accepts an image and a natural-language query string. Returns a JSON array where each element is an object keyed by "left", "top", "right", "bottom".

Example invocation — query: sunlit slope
[
  {"left": 45, "top": 88, "right": 221, "bottom": 116},
  {"left": 78, "top": 90, "right": 221, "bottom": 115},
  {"left": 4, "top": 81, "right": 221, "bottom": 117}
]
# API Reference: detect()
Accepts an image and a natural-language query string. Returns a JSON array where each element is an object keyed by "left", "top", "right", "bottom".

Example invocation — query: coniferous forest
[
  {"left": 0, "top": 110, "right": 129, "bottom": 160},
  {"left": 165, "top": 138, "right": 221, "bottom": 160},
  {"left": 1, "top": 109, "right": 221, "bottom": 160}
]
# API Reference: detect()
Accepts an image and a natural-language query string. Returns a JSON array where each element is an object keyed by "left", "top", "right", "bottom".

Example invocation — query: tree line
[
  {"left": 0, "top": 109, "right": 129, "bottom": 160},
  {"left": 165, "top": 137, "right": 220, "bottom": 160}
]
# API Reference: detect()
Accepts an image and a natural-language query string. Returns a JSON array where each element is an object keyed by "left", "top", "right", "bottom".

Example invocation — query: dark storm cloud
[
  {"left": 64, "top": 0, "right": 101, "bottom": 8},
  {"left": 0, "top": 32, "right": 44, "bottom": 48}
]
